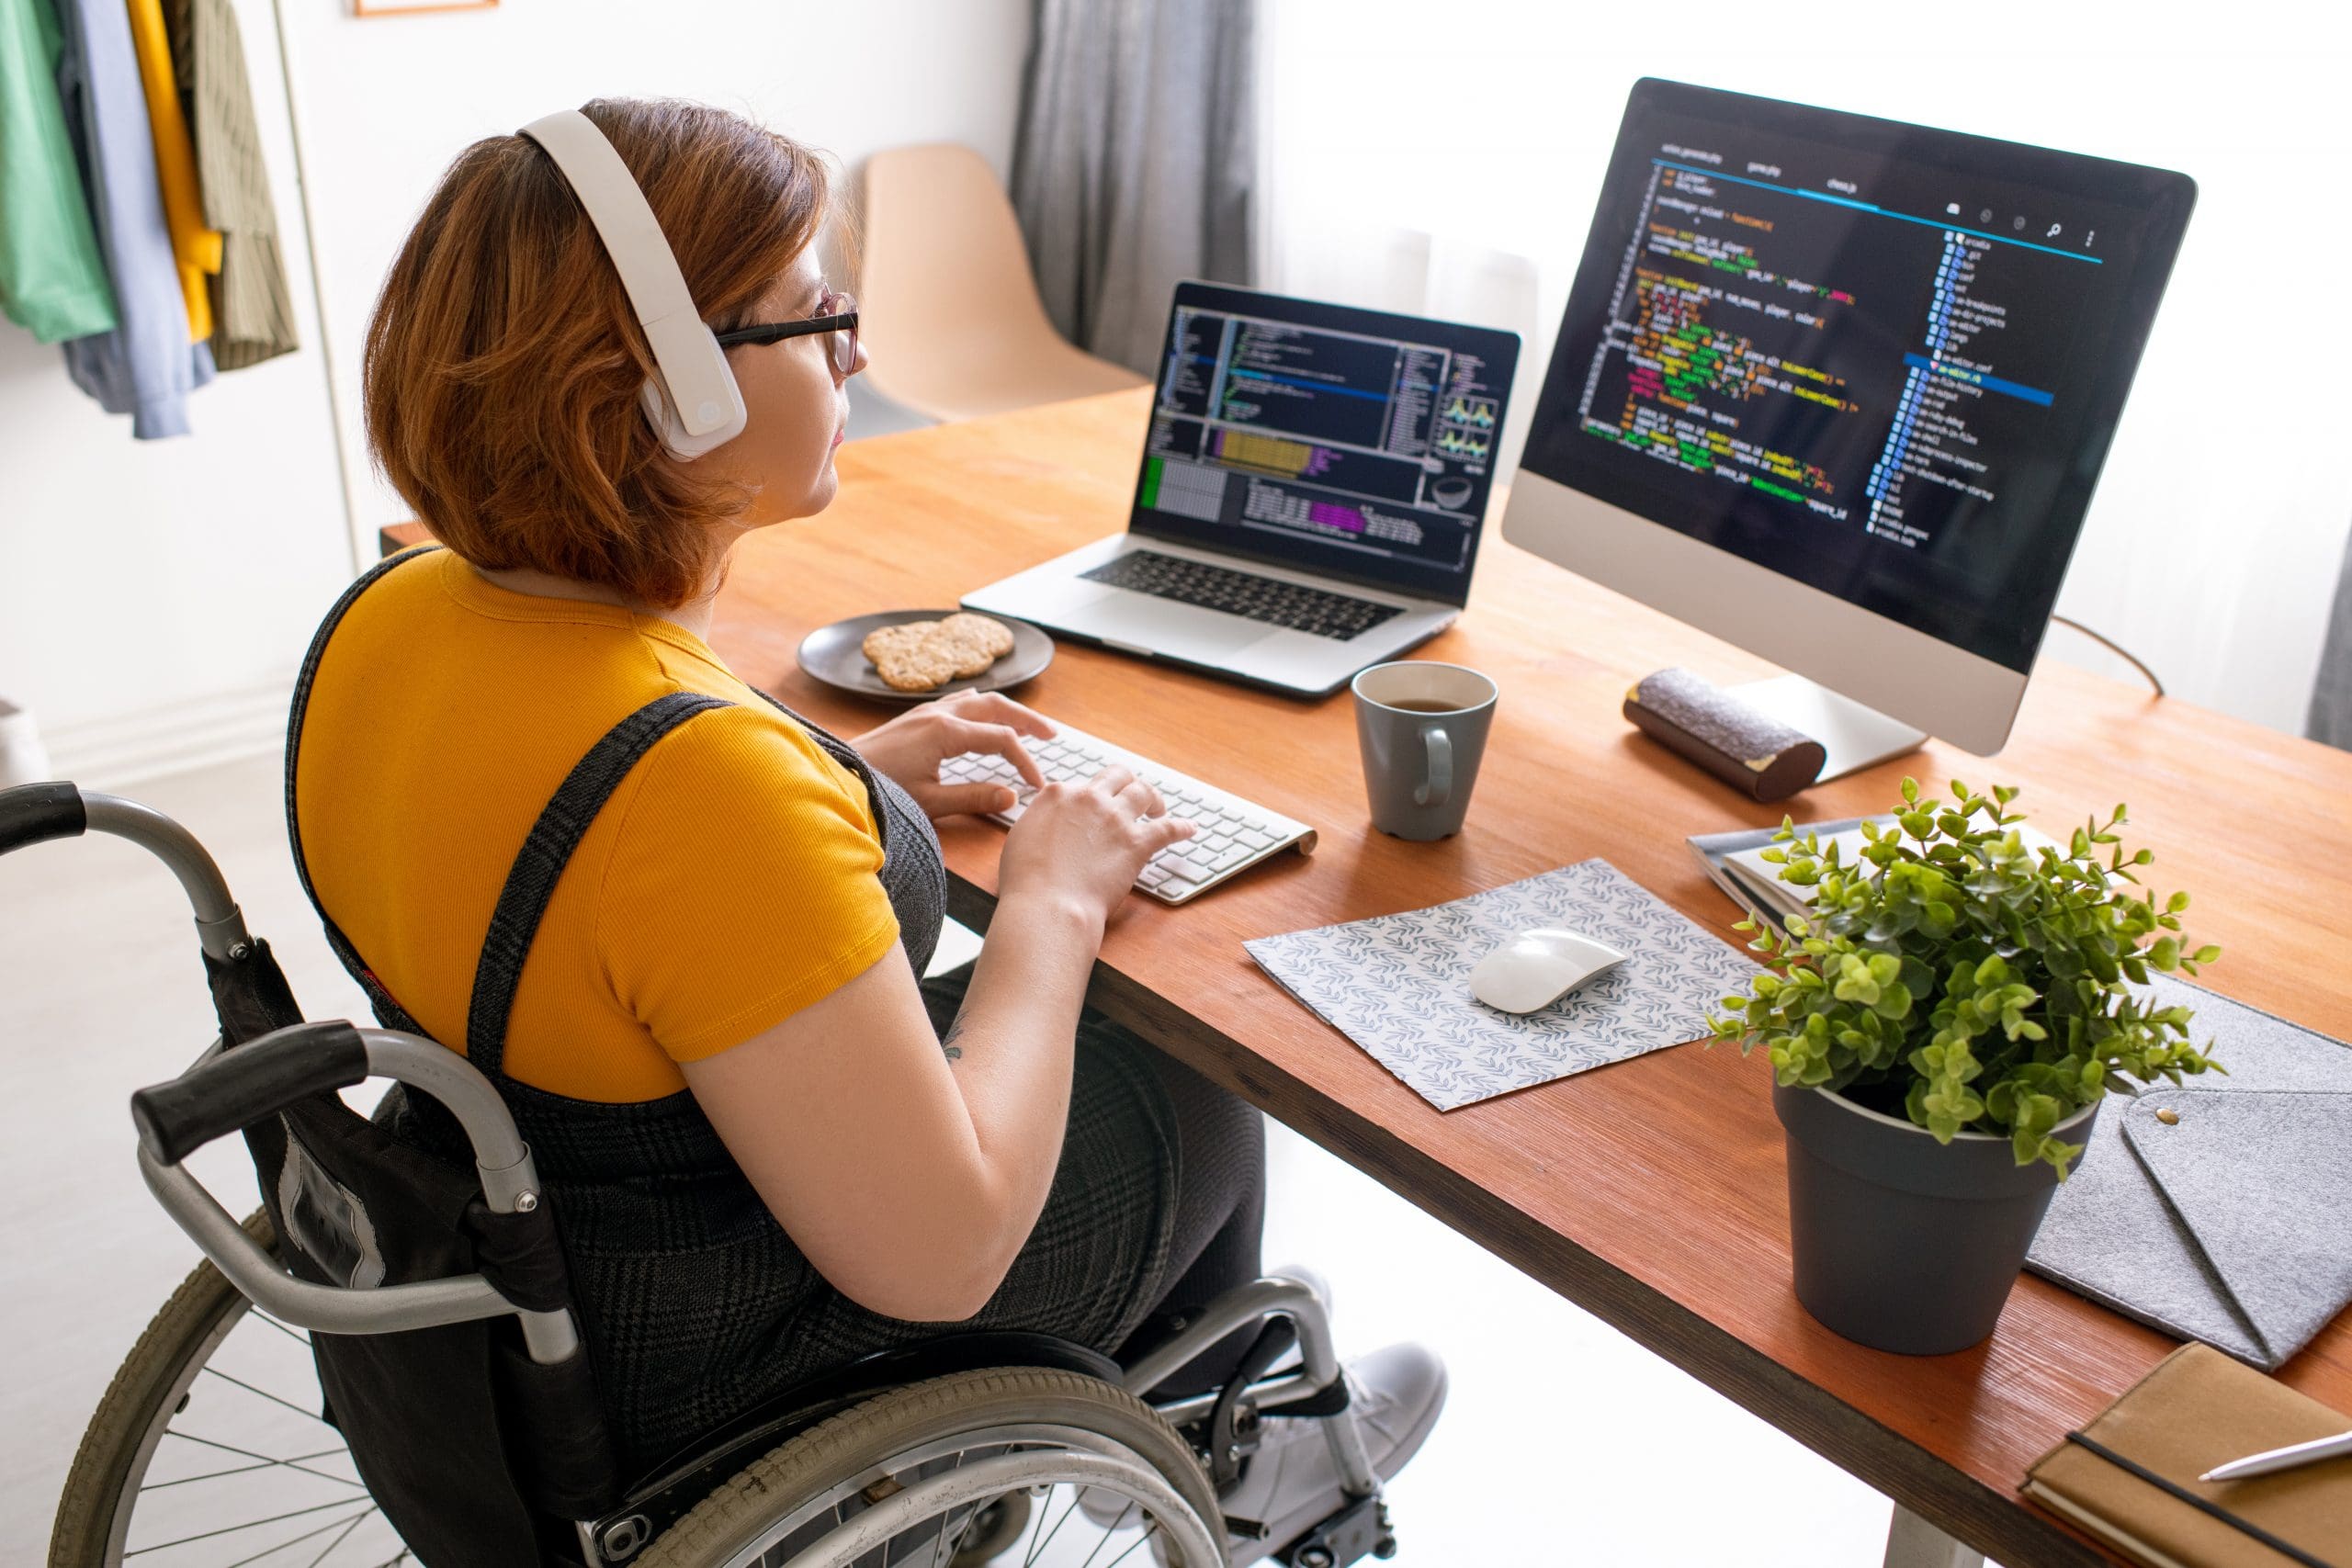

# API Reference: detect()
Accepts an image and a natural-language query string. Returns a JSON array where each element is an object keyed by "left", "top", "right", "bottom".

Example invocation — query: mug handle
[{"left": 1414, "top": 723, "right": 1453, "bottom": 808}]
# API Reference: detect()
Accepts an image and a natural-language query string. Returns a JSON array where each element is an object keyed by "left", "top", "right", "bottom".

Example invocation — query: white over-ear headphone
[{"left": 516, "top": 109, "right": 748, "bottom": 460}]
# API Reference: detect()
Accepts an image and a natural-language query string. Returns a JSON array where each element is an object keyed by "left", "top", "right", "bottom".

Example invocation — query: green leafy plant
[{"left": 1708, "top": 778, "right": 2221, "bottom": 1173}]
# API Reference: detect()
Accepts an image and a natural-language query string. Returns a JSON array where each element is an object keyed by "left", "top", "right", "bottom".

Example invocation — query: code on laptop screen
[{"left": 1133, "top": 283, "right": 1521, "bottom": 606}]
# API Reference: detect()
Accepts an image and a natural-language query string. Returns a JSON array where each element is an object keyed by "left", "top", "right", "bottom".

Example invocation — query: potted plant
[{"left": 1709, "top": 777, "right": 2221, "bottom": 1354}]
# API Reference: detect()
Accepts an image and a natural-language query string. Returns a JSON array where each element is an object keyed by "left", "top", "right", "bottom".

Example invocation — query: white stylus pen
[{"left": 2199, "top": 1429, "right": 2352, "bottom": 1483}]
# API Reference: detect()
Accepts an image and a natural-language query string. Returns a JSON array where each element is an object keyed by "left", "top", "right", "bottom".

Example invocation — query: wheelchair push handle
[
  {"left": 0, "top": 780, "right": 85, "bottom": 854},
  {"left": 0, "top": 783, "right": 251, "bottom": 960},
  {"left": 132, "top": 1022, "right": 580, "bottom": 1362},
  {"left": 131, "top": 1021, "right": 371, "bottom": 1167}
]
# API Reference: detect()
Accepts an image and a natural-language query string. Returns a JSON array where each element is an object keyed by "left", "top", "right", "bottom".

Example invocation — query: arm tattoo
[{"left": 940, "top": 1011, "right": 967, "bottom": 1063}]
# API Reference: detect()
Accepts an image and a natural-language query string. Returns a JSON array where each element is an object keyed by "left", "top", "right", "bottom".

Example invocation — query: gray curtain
[
  {"left": 1011, "top": 0, "right": 1255, "bottom": 376},
  {"left": 2311, "top": 525, "right": 2352, "bottom": 750}
]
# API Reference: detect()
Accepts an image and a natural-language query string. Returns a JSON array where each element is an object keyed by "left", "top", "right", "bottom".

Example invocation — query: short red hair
[{"left": 363, "top": 98, "right": 831, "bottom": 608}]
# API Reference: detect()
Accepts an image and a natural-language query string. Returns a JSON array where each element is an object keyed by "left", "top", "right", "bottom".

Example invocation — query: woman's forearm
[{"left": 940, "top": 889, "right": 1105, "bottom": 1273}]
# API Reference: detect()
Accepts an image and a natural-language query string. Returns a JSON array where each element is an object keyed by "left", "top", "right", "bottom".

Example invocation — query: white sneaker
[
  {"left": 1083, "top": 1268, "right": 1370, "bottom": 1540},
  {"left": 1215, "top": 1341, "right": 1447, "bottom": 1567}
]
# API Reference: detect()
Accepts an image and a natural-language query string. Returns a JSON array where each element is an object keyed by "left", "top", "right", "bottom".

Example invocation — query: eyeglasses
[{"left": 714, "top": 290, "right": 860, "bottom": 376}]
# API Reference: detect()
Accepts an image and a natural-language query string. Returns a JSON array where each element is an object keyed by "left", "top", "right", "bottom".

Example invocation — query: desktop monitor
[{"left": 1502, "top": 79, "right": 2194, "bottom": 770}]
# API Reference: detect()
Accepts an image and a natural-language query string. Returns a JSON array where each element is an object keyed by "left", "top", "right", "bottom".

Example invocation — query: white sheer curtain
[{"left": 1256, "top": 0, "right": 2352, "bottom": 737}]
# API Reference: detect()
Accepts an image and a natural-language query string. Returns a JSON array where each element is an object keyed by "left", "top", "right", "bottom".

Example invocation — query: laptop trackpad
[{"left": 1080, "top": 595, "right": 1263, "bottom": 660}]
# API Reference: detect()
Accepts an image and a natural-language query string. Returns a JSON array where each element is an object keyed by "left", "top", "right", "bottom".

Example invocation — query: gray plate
[{"left": 797, "top": 609, "right": 1054, "bottom": 706}]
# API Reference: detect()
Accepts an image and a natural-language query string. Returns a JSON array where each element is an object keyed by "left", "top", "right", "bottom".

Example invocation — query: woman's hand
[
  {"left": 998, "top": 764, "right": 1195, "bottom": 931},
  {"left": 851, "top": 691, "right": 1056, "bottom": 820}
]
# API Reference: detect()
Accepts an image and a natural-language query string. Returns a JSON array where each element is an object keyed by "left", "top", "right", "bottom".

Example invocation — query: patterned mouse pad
[{"left": 1243, "top": 859, "right": 1759, "bottom": 1111}]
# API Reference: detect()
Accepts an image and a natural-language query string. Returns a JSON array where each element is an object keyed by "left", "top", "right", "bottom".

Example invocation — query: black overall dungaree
[{"left": 286, "top": 547, "right": 1257, "bottom": 1474}]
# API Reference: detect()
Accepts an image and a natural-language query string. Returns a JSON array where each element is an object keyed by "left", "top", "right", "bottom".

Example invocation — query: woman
[{"left": 290, "top": 97, "right": 1441, "bottom": 1558}]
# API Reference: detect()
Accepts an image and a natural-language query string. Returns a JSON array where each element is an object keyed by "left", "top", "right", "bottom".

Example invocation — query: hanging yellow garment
[{"left": 124, "top": 0, "right": 219, "bottom": 343}]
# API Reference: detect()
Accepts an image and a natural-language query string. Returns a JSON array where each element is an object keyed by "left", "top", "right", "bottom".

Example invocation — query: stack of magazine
[{"left": 1690, "top": 815, "right": 2068, "bottom": 931}]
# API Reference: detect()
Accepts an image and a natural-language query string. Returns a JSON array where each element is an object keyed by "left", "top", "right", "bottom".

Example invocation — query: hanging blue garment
[{"left": 52, "top": 0, "right": 212, "bottom": 438}]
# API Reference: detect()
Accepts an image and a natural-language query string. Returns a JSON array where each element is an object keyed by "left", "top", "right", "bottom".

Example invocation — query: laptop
[{"left": 962, "top": 282, "right": 1521, "bottom": 697}]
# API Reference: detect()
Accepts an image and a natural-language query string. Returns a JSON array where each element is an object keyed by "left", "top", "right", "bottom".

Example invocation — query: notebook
[{"left": 2023, "top": 1343, "right": 2352, "bottom": 1567}]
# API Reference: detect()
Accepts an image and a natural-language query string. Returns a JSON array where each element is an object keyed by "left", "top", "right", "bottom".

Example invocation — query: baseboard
[{"left": 43, "top": 676, "right": 295, "bottom": 792}]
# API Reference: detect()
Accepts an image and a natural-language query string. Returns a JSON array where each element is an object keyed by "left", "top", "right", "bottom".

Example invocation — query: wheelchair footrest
[{"left": 1281, "top": 1494, "right": 1396, "bottom": 1568}]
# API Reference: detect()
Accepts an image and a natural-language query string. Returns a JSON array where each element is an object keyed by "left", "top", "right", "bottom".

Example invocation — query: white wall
[
  {"left": 276, "top": 0, "right": 1035, "bottom": 546},
  {"left": 2, "top": 0, "right": 1033, "bottom": 778},
  {"left": 0, "top": 0, "right": 351, "bottom": 778},
  {"left": 1260, "top": 0, "right": 2352, "bottom": 739}
]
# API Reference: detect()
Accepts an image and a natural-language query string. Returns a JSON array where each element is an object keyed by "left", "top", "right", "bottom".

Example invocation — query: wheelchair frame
[{"left": 11, "top": 783, "right": 1391, "bottom": 1568}]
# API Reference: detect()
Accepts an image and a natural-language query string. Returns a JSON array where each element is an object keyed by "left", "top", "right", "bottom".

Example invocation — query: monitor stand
[{"left": 1727, "top": 674, "right": 1928, "bottom": 784}]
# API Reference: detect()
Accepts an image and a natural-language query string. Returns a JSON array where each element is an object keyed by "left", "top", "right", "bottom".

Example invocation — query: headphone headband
[{"left": 516, "top": 109, "right": 746, "bottom": 459}]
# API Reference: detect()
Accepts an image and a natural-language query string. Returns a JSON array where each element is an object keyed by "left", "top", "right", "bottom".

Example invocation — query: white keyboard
[{"left": 937, "top": 719, "right": 1317, "bottom": 905}]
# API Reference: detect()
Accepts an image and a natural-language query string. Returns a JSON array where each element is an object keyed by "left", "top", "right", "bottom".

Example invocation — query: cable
[{"left": 2051, "top": 614, "right": 2165, "bottom": 697}]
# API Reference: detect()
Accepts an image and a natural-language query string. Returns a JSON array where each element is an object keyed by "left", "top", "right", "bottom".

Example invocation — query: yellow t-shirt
[{"left": 294, "top": 547, "right": 900, "bottom": 1103}]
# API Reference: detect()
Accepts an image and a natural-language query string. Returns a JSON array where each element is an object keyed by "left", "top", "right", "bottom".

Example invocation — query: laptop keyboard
[{"left": 1080, "top": 549, "right": 1404, "bottom": 641}]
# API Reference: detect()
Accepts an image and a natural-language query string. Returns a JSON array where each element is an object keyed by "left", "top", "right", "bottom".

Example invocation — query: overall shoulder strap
[{"left": 465, "top": 691, "right": 733, "bottom": 1077}]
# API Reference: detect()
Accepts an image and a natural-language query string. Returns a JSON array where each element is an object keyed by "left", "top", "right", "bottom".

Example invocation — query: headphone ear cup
[
  {"left": 638, "top": 377, "right": 695, "bottom": 458},
  {"left": 637, "top": 353, "right": 746, "bottom": 460}
]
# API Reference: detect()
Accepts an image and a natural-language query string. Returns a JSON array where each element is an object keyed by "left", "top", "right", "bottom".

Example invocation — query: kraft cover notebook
[{"left": 2023, "top": 1343, "right": 2352, "bottom": 1568}]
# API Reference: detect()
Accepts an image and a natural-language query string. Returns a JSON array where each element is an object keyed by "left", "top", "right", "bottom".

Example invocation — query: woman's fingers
[
  {"left": 925, "top": 780, "right": 1019, "bottom": 818},
  {"left": 953, "top": 691, "right": 1057, "bottom": 740},
  {"left": 956, "top": 720, "right": 1045, "bottom": 789},
  {"left": 1111, "top": 773, "right": 1166, "bottom": 819},
  {"left": 1141, "top": 812, "right": 1198, "bottom": 853}
]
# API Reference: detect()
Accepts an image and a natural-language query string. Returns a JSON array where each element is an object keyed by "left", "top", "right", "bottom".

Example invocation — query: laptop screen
[{"left": 1129, "top": 283, "right": 1521, "bottom": 606}]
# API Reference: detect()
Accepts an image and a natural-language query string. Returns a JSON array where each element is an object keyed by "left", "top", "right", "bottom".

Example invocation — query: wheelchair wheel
[
  {"left": 637, "top": 1366, "right": 1228, "bottom": 1568},
  {"left": 48, "top": 1209, "right": 411, "bottom": 1567}
]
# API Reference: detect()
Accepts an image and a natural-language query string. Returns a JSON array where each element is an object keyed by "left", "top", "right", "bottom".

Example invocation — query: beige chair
[{"left": 855, "top": 143, "right": 1147, "bottom": 422}]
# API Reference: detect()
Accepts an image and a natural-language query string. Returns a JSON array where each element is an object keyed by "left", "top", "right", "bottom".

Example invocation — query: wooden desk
[{"left": 408, "top": 389, "right": 2352, "bottom": 1563}]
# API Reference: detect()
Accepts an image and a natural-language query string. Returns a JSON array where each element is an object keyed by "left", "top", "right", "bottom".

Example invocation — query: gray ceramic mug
[{"left": 1351, "top": 661, "right": 1498, "bottom": 840}]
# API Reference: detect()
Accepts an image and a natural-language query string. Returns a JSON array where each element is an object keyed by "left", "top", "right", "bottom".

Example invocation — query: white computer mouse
[{"left": 1467, "top": 929, "right": 1630, "bottom": 1014}]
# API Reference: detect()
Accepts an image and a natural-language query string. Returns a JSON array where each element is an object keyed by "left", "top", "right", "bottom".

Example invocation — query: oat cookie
[
  {"left": 860, "top": 614, "right": 1014, "bottom": 692},
  {"left": 861, "top": 623, "right": 933, "bottom": 666},
  {"left": 863, "top": 622, "right": 958, "bottom": 691},
  {"left": 932, "top": 624, "right": 1000, "bottom": 679},
  {"left": 938, "top": 613, "right": 1016, "bottom": 660}
]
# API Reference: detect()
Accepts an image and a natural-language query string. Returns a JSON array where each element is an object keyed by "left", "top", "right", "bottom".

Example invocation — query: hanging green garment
[
  {"left": 0, "top": 0, "right": 118, "bottom": 342},
  {"left": 163, "top": 0, "right": 297, "bottom": 369}
]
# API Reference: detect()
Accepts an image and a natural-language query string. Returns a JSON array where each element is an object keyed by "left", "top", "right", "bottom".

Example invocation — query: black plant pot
[{"left": 1771, "top": 1079, "right": 2100, "bottom": 1355}]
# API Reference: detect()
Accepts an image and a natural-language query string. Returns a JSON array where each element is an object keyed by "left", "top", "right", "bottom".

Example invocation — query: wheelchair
[{"left": 9, "top": 781, "right": 1400, "bottom": 1568}]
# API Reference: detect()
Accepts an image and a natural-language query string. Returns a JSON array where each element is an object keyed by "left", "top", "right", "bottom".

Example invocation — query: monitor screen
[
  {"left": 1519, "top": 81, "right": 2194, "bottom": 673},
  {"left": 1131, "top": 283, "right": 1521, "bottom": 605}
]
